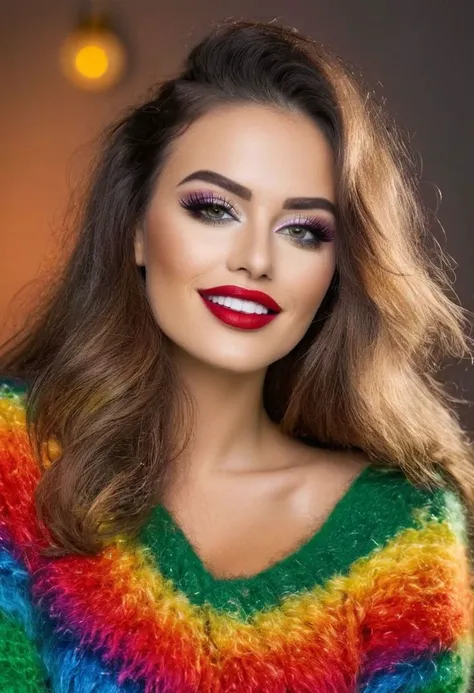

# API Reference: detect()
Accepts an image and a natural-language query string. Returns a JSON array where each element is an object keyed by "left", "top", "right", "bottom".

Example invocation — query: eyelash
[{"left": 179, "top": 192, "right": 335, "bottom": 249}]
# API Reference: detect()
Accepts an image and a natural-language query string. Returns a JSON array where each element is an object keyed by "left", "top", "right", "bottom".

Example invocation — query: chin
[{"left": 170, "top": 343, "right": 269, "bottom": 374}]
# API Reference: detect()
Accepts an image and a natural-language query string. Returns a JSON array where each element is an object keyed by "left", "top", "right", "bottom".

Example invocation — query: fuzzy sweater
[{"left": 0, "top": 378, "right": 473, "bottom": 693}]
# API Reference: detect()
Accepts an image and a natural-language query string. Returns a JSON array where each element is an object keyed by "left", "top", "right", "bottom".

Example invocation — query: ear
[{"left": 134, "top": 226, "right": 146, "bottom": 267}]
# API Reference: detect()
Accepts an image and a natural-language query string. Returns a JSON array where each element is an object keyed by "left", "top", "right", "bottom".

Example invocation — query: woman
[{"left": 0, "top": 18, "right": 472, "bottom": 692}]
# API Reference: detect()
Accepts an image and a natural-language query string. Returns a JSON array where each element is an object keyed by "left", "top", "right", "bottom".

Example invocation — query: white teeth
[{"left": 207, "top": 295, "right": 270, "bottom": 315}]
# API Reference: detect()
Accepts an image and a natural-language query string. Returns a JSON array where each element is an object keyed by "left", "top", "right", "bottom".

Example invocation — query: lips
[{"left": 197, "top": 285, "right": 281, "bottom": 313}]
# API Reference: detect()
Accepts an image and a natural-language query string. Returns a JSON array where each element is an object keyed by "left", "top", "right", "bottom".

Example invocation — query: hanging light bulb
[{"left": 60, "top": 5, "right": 127, "bottom": 92}]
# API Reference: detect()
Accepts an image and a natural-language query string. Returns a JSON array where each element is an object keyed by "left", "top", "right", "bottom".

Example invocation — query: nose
[{"left": 226, "top": 218, "right": 274, "bottom": 280}]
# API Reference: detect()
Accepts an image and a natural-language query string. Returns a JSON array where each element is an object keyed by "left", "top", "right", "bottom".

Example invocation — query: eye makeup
[
  {"left": 274, "top": 215, "right": 335, "bottom": 248},
  {"left": 179, "top": 191, "right": 239, "bottom": 222},
  {"left": 178, "top": 190, "right": 335, "bottom": 249}
]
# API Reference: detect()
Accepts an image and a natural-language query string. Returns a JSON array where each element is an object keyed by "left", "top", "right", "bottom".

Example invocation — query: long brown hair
[{"left": 1, "top": 19, "right": 473, "bottom": 561}]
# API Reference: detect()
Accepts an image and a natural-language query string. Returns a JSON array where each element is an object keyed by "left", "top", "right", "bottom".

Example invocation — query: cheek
[
  {"left": 291, "top": 251, "right": 337, "bottom": 322},
  {"left": 144, "top": 230, "right": 191, "bottom": 335},
  {"left": 145, "top": 218, "right": 201, "bottom": 290},
  {"left": 142, "top": 214, "right": 220, "bottom": 334}
]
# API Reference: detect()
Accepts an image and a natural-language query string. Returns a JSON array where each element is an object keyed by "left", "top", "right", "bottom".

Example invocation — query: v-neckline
[{"left": 139, "top": 463, "right": 403, "bottom": 616}]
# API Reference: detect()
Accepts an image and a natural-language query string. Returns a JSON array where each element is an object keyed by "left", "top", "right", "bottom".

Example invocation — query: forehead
[{"left": 158, "top": 103, "right": 336, "bottom": 199}]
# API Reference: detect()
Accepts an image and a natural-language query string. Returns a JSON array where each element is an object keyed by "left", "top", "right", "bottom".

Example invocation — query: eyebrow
[{"left": 177, "top": 169, "right": 337, "bottom": 216}]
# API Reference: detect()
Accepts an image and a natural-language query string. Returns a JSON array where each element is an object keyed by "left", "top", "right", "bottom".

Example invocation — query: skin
[{"left": 134, "top": 103, "right": 369, "bottom": 578}]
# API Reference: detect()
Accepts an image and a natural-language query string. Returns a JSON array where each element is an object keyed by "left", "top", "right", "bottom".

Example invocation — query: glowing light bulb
[
  {"left": 74, "top": 44, "right": 109, "bottom": 79},
  {"left": 60, "top": 19, "right": 127, "bottom": 92}
]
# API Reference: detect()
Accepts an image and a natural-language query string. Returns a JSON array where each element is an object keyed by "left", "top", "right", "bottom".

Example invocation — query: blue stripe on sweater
[
  {"left": 358, "top": 649, "right": 463, "bottom": 692},
  {"left": 0, "top": 535, "right": 142, "bottom": 692}
]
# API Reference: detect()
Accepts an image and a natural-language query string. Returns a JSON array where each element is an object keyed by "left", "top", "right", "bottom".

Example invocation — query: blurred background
[{"left": 1, "top": 0, "right": 473, "bottom": 429}]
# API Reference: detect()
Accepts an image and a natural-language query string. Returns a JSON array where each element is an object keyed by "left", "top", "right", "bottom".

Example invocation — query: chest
[
  {"left": 159, "top": 456, "right": 368, "bottom": 579},
  {"left": 24, "top": 464, "right": 457, "bottom": 691}
]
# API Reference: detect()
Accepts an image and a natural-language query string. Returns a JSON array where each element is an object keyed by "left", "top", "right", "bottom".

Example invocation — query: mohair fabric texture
[{"left": 0, "top": 378, "right": 473, "bottom": 692}]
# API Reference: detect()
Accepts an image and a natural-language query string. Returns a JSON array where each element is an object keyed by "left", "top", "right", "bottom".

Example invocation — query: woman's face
[{"left": 135, "top": 103, "right": 337, "bottom": 373}]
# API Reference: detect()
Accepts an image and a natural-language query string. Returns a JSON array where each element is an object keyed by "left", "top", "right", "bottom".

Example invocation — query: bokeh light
[
  {"left": 75, "top": 44, "right": 109, "bottom": 79},
  {"left": 60, "top": 27, "right": 126, "bottom": 91}
]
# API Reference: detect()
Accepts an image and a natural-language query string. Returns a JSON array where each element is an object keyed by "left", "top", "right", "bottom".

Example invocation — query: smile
[
  {"left": 198, "top": 293, "right": 279, "bottom": 330},
  {"left": 206, "top": 295, "right": 271, "bottom": 314}
]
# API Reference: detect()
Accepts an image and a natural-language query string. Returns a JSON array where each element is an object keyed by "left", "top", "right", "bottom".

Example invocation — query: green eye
[
  {"left": 206, "top": 205, "right": 227, "bottom": 219},
  {"left": 180, "top": 194, "right": 237, "bottom": 225}
]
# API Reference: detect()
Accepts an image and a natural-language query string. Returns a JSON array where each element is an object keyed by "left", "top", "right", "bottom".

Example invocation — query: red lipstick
[{"left": 198, "top": 285, "right": 281, "bottom": 330}]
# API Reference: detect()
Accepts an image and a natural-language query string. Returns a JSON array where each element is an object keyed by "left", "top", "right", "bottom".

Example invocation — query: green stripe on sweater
[{"left": 0, "top": 610, "right": 47, "bottom": 692}]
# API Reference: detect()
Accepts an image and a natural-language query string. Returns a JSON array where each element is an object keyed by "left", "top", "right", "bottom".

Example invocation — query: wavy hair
[{"left": 1, "top": 19, "right": 473, "bottom": 563}]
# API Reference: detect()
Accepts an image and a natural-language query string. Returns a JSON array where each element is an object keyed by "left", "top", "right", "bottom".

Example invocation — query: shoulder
[
  {"left": 354, "top": 465, "right": 474, "bottom": 688},
  {"left": 304, "top": 448, "right": 473, "bottom": 595},
  {"left": 0, "top": 376, "right": 40, "bottom": 487},
  {"left": 0, "top": 376, "right": 30, "bottom": 442},
  {"left": 354, "top": 461, "right": 473, "bottom": 621},
  {"left": 0, "top": 377, "right": 42, "bottom": 551},
  {"left": 362, "top": 461, "right": 471, "bottom": 548},
  {"left": 0, "top": 376, "right": 29, "bottom": 423},
  {"left": 0, "top": 379, "right": 49, "bottom": 689},
  {"left": 341, "top": 458, "right": 472, "bottom": 559},
  {"left": 293, "top": 441, "right": 471, "bottom": 550}
]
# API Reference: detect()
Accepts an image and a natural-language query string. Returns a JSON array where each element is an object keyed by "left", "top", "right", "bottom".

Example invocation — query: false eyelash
[
  {"left": 283, "top": 215, "right": 335, "bottom": 243},
  {"left": 179, "top": 193, "right": 335, "bottom": 247},
  {"left": 179, "top": 191, "right": 238, "bottom": 218}
]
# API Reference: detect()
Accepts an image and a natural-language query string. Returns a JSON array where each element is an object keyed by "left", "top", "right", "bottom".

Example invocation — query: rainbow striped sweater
[{"left": 0, "top": 379, "right": 473, "bottom": 692}]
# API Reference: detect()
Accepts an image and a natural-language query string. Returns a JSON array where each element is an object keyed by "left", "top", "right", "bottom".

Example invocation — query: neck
[{"left": 168, "top": 346, "right": 283, "bottom": 483}]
